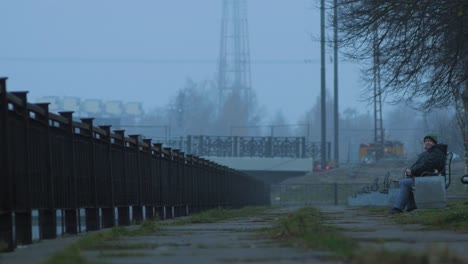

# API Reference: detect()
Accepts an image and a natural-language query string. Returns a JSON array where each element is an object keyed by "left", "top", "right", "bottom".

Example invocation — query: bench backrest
[{"left": 443, "top": 152, "right": 453, "bottom": 189}]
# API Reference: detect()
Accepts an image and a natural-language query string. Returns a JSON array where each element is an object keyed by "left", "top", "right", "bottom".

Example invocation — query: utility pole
[
  {"left": 320, "top": 0, "right": 327, "bottom": 169},
  {"left": 333, "top": 0, "right": 339, "bottom": 167}
]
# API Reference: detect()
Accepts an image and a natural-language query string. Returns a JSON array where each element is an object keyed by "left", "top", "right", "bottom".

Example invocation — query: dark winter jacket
[{"left": 410, "top": 144, "right": 447, "bottom": 177}]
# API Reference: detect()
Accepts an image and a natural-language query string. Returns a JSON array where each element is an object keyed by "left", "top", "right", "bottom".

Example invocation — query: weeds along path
[
  {"left": 317, "top": 205, "right": 468, "bottom": 262},
  {"left": 4, "top": 205, "right": 467, "bottom": 264},
  {"left": 2, "top": 207, "right": 342, "bottom": 264}
]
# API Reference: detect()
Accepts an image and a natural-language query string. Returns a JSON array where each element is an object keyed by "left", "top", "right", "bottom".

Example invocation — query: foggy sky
[{"left": 0, "top": 0, "right": 370, "bottom": 122}]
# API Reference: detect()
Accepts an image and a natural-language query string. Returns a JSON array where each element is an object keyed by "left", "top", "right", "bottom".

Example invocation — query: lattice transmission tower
[
  {"left": 217, "top": 0, "right": 252, "bottom": 109},
  {"left": 373, "top": 29, "right": 384, "bottom": 145}
]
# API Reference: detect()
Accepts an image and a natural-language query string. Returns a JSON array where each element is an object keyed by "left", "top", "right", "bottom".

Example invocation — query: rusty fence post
[
  {"left": 99, "top": 125, "right": 115, "bottom": 228},
  {"left": 142, "top": 139, "right": 155, "bottom": 220},
  {"left": 185, "top": 155, "right": 193, "bottom": 216},
  {"left": 81, "top": 118, "right": 99, "bottom": 231},
  {"left": 172, "top": 149, "right": 181, "bottom": 217},
  {"left": 0, "top": 77, "right": 15, "bottom": 252},
  {"left": 11, "top": 92, "right": 33, "bottom": 246},
  {"left": 35, "top": 103, "right": 57, "bottom": 240},
  {"left": 129, "top": 135, "right": 143, "bottom": 222},
  {"left": 114, "top": 130, "right": 130, "bottom": 226},
  {"left": 163, "top": 148, "right": 174, "bottom": 219},
  {"left": 59, "top": 112, "right": 78, "bottom": 235},
  {"left": 153, "top": 143, "right": 164, "bottom": 220}
]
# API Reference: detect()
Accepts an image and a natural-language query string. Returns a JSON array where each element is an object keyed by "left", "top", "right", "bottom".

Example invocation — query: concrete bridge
[
  {"left": 203, "top": 156, "right": 313, "bottom": 184},
  {"left": 160, "top": 135, "right": 329, "bottom": 184}
]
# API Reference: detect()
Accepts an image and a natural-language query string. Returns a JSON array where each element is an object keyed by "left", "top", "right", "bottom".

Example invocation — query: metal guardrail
[{"left": 0, "top": 77, "right": 270, "bottom": 252}]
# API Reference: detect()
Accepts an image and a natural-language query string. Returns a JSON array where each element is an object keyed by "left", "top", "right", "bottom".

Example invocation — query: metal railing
[
  {"left": 0, "top": 78, "right": 270, "bottom": 252},
  {"left": 156, "top": 135, "right": 331, "bottom": 159}
]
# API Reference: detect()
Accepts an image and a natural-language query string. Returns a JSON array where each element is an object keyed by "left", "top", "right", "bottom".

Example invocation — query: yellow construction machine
[{"left": 358, "top": 141, "right": 404, "bottom": 163}]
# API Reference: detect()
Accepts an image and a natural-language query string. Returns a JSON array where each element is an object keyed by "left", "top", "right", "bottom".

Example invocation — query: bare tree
[
  {"left": 333, "top": 0, "right": 468, "bottom": 172},
  {"left": 215, "top": 89, "right": 265, "bottom": 136},
  {"left": 169, "top": 78, "right": 217, "bottom": 136},
  {"left": 268, "top": 110, "right": 292, "bottom": 137},
  {"left": 165, "top": 78, "right": 265, "bottom": 137}
]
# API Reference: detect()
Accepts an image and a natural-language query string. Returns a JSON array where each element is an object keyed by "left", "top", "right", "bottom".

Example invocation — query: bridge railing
[
  {"left": 0, "top": 78, "right": 270, "bottom": 252},
  {"left": 156, "top": 135, "right": 331, "bottom": 159}
]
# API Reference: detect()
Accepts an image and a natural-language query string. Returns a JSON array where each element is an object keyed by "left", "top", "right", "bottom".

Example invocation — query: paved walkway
[
  {"left": 0, "top": 234, "right": 82, "bottom": 264},
  {"left": 1, "top": 206, "right": 468, "bottom": 264},
  {"left": 318, "top": 206, "right": 468, "bottom": 261}
]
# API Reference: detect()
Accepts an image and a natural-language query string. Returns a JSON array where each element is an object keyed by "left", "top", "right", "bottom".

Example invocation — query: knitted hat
[{"left": 423, "top": 132, "right": 438, "bottom": 144}]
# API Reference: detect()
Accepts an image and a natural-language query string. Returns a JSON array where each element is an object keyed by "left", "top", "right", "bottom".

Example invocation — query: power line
[
  {"left": 0, "top": 56, "right": 357, "bottom": 65},
  {"left": 119, "top": 125, "right": 169, "bottom": 128}
]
